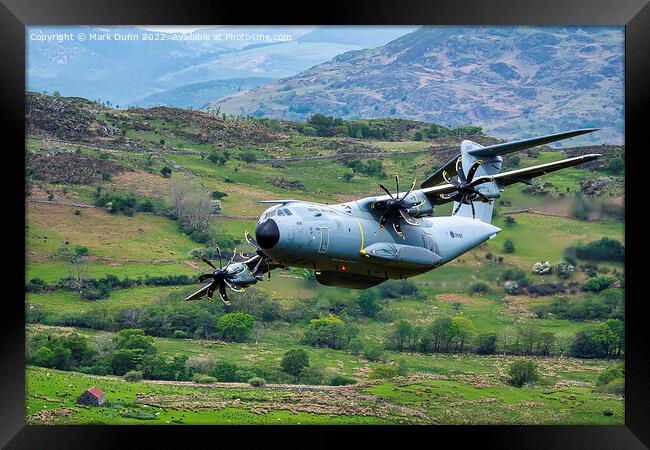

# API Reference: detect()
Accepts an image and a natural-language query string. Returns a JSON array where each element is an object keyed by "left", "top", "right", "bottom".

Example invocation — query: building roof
[{"left": 86, "top": 386, "right": 104, "bottom": 398}]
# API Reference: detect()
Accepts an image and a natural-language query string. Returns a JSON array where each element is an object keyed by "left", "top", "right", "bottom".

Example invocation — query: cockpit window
[
  {"left": 282, "top": 208, "right": 293, "bottom": 216},
  {"left": 277, "top": 209, "right": 286, "bottom": 216}
]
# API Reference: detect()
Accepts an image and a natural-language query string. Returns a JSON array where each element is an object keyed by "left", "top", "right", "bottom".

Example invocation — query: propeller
[
  {"left": 439, "top": 157, "right": 494, "bottom": 218},
  {"left": 370, "top": 174, "right": 425, "bottom": 237},
  {"left": 193, "top": 245, "right": 240, "bottom": 304}
]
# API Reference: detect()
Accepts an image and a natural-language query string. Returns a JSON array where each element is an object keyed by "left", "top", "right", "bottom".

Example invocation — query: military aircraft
[{"left": 186, "top": 128, "right": 601, "bottom": 304}]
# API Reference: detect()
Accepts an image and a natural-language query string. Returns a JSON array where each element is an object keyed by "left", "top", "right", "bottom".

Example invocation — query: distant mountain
[
  {"left": 27, "top": 26, "right": 416, "bottom": 107},
  {"left": 212, "top": 26, "right": 624, "bottom": 145},
  {"left": 133, "top": 77, "right": 275, "bottom": 109}
]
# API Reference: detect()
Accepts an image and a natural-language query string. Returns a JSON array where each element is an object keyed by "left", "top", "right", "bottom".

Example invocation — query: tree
[
  {"left": 593, "top": 322, "right": 618, "bottom": 358},
  {"left": 211, "top": 360, "right": 239, "bottom": 382},
  {"left": 414, "top": 131, "right": 423, "bottom": 141},
  {"left": 217, "top": 312, "right": 254, "bottom": 342},
  {"left": 537, "top": 331, "right": 556, "bottom": 356},
  {"left": 503, "top": 239, "right": 516, "bottom": 254},
  {"left": 302, "top": 315, "right": 348, "bottom": 349},
  {"left": 508, "top": 360, "right": 539, "bottom": 387},
  {"left": 281, "top": 349, "right": 309, "bottom": 377},
  {"left": 426, "top": 316, "right": 454, "bottom": 352},
  {"left": 170, "top": 180, "right": 212, "bottom": 236},
  {"left": 357, "top": 290, "right": 381, "bottom": 318},
  {"left": 605, "top": 319, "right": 624, "bottom": 358},
  {"left": 388, "top": 320, "right": 412, "bottom": 351},
  {"left": 450, "top": 316, "right": 476, "bottom": 352},
  {"left": 475, "top": 333, "right": 497, "bottom": 355},
  {"left": 342, "top": 172, "right": 354, "bottom": 182}
]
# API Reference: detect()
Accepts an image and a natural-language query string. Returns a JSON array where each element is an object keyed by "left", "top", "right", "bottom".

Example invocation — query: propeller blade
[
  {"left": 370, "top": 200, "right": 388, "bottom": 210},
  {"left": 378, "top": 183, "right": 394, "bottom": 198},
  {"left": 379, "top": 212, "right": 390, "bottom": 229},
  {"left": 252, "top": 257, "right": 265, "bottom": 274},
  {"left": 244, "top": 230, "right": 259, "bottom": 249},
  {"left": 469, "top": 198, "right": 476, "bottom": 219},
  {"left": 200, "top": 257, "right": 216, "bottom": 270},
  {"left": 466, "top": 160, "right": 483, "bottom": 183},
  {"left": 185, "top": 284, "right": 211, "bottom": 301},
  {"left": 470, "top": 177, "right": 495, "bottom": 187},
  {"left": 439, "top": 191, "right": 459, "bottom": 200},
  {"left": 392, "top": 219, "right": 404, "bottom": 237},
  {"left": 451, "top": 192, "right": 464, "bottom": 202},
  {"left": 195, "top": 273, "right": 214, "bottom": 284},
  {"left": 399, "top": 208, "right": 420, "bottom": 226},
  {"left": 394, "top": 174, "right": 400, "bottom": 198},
  {"left": 206, "top": 281, "right": 218, "bottom": 302},
  {"left": 224, "top": 279, "right": 245, "bottom": 292},
  {"left": 453, "top": 196, "right": 465, "bottom": 215},
  {"left": 214, "top": 244, "right": 223, "bottom": 269},
  {"left": 474, "top": 191, "right": 491, "bottom": 203},
  {"left": 224, "top": 248, "right": 237, "bottom": 269},
  {"left": 455, "top": 157, "right": 466, "bottom": 183},
  {"left": 442, "top": 170, "right": 453, "bottom": 185},
  {"left": 218, "top": 283, "right": 230, "bottom": 304},
  {"left": 400, "top": 178, "right": 417, "bottom": 200}
]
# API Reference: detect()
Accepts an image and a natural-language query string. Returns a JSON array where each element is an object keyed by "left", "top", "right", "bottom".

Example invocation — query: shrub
[
  {"left": 504, "top": 216, "right": 516, "bottom": 226},
  {"left": 298, "top": 366, "right": 325, "bottom": 385},
  {"left": 369, "top": 365, "right": 398, "bottom": 380},
  {"left": 396, "top": 358, "right": 409, "bottom": 376},
  {"left": 570, "top": 237, "right": 624, "bottom": 262},
  {"left": 553, "top": 261, "right": 575, "bottom": 279},
  {"left": 469, "top": 282, "right": 490, "bottom": 295},
  {"left": 281, "top": 349, "right": 309, "bottom": 377},
  {"left": 160, "top": 166, "right": 172, "bottom": 178},
  {"left": 503, "top": 239, "right": 515, "bottom": 254},
  {"left": 508, "top": 360, "right": 539, "bottom": 387},
  {"left": 603, "top": 378, "right": 624, "bottom": 396},
  {"left": 531, "top": 261, "right": 552, "bottom": 275},
  {"left": 192, "top": 373, "right": 217, "bottom": 384},
  {"left": 583, "top": 275, "right": 617, "bottom": 293},
  {"left": 329, "top": 374, "right": 356, "bottom": 386},
  {"left": 348, "top": 338, "right": 364, "bottom": 355},
  {"left": 123, "top": 370, "right": 143, "bottom": 382},
  {"left": 248, "top": 377, "right": 266, "bottom": 387},
  {"left": 363, "top": 342, "right": 385, "bottom": 362},
  {"left": 504, "top": 280, "right": 520, "bottom": 295},
  {"left": 185, "top": 355, "right": 216, "bottom": 376},
  {"left": 597, "top": 362, "right": 624, "bottom": 387}
]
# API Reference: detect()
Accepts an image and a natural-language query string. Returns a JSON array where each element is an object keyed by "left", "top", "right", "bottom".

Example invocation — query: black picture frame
[{"left": 2, "top": 0, "right": 648, "bottom": 447}]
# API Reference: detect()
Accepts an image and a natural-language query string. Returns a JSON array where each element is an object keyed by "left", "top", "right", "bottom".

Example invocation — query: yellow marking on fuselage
[{"left": 353, "top": 216, "right": 365, "bottom": 252}]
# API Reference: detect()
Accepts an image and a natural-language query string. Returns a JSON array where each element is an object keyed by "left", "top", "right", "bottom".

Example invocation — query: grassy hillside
[{"left": 25, "top": 94, "right": 625, "bottom": 425}]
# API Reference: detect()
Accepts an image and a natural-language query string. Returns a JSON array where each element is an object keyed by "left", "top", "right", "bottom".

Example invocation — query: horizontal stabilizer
[
  {"left": 468, "top": 128, "right": 599, "bottom": 157},
  {"left": 421, "top": 128, "right": 599, "bottom": 188},
  {"left": 421, "top": 153, "right": 602, "bottom": 199}
]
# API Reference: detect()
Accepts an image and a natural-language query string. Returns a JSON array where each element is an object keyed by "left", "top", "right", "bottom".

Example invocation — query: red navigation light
[{"left": 340, "top": 265, "right": 348, "bottom": 271}]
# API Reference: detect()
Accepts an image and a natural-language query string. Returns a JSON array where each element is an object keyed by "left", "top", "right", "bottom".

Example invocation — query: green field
[{"left": 25, "top": 94, "right": 625, "bottom": 425}]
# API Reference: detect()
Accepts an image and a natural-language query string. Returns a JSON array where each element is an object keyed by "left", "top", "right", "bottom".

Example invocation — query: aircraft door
[{"left": 318, "top": 227, "right": 329, "bottom": 253}]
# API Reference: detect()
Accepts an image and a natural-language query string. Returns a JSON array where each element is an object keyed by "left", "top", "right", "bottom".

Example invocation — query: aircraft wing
[
  {"left": 184, "top": 283, "right": 210, "bottom": 301},
  {"left": 477, "top": 153, "right": 602, "bottom": 187}
]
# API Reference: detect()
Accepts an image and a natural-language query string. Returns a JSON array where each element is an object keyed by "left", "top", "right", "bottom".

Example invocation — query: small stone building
[{"left": 76, "top": 386, "right": 105, "bottom": 406}]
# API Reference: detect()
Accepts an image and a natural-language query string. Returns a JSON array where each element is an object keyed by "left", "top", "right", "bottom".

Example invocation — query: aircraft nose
[{"left": 256, "top": 219, "right": 280, "bottom": 249}]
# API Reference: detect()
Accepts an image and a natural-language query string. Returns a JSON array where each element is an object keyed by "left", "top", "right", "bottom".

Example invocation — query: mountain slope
[{"left": 212, "top": 26, "right": 624, "bottom": 145}]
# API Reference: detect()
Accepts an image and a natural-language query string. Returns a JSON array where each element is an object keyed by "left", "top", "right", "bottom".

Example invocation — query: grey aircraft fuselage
[{"left": 254, "top": 194, "right": 500, "bottom": 289}]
